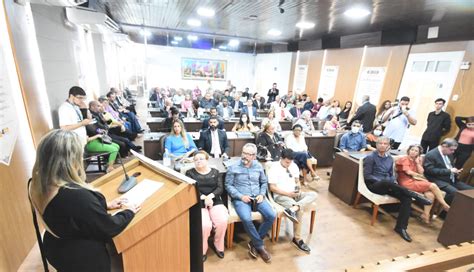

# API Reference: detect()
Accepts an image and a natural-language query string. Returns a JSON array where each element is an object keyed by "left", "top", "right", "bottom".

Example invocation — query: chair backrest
[
  {"left": 358, "top": 158, "right": 399, "bottom": 205},
  {"left": 158, "top": 134, "right": 169, "bottom": 159},
  {"left": 334, "top": 132, "right": 344, "bottom": 148},
  {"left": 357, "top": 158, "right": 373, "bottom": 196}
]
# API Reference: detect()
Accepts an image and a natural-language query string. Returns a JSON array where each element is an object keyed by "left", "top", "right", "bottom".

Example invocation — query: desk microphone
[{"left": 116, "top": 152, "right": 138, "bottom": 193}]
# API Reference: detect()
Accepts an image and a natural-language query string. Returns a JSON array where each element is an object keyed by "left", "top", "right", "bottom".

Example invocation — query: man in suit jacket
[
  {"left": 230, "top": 95, "right": 244, "bottom": 112},
  {"left": 289, "top": 102, "right": 304, "bottom": 119},
  {"left": 201, "top": 107, "right": 225, "bottom": 130},
  {"left": 267, "top": 83, "right": 279, "bottom": 104},
  {"left": 423, "top": 138, "right": 473, "bottom": 204},
  {"left": 198, "top": 116, "right": 229, "bottom": 158},
  {"left": 216, "top": 98, "right": 235, "bottom": 119},
  {"left": 348, "top": 95, "right": 376, "bottom": 133},
  {"left": 241, "top": 99, "right": 257, "bottom": 120}
]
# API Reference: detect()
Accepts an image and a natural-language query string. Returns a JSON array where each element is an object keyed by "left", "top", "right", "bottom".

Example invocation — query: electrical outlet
[
  {"left": 452, "top": 94, "right": 459, "bottom": 101},
  {"left": 460, "top": 61, "right": 471, "bottom": 70}
]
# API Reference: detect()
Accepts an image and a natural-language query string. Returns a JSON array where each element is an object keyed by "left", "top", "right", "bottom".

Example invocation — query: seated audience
[
  {"left": 242, "top": 99, "right": 257, "bottom": 121},
  {"left": 256, "top": 123, "right": 285, "bottom": 161},
  {"left": 92, "top": 100, "right": 137, "bottom": 141},
  {"left": 285, "top": 124, "right": 319, "bottom": 182},
  {"left": 316, "top": 100, "right": 331, "bottom": 120},
  {"left": 149, "top": 87, "right": 164, "bottom": 108},
  {"left": 382, "top": 96, "right": 417, "bottom": 149},
  {"left": 201, "top": 107, "right": 225, "bottom": 130},
  {"left": 310, "top": 97, "right": 323, "bottom": 117},
  {"left": 29, "top": 129, "right": 139, "bottom": 271},
  {"left": 181, "top": 94, "right": 193, "bottom": 114},
  {"left": 162, "top": 107, "right": 182, "bottom": 132},
  {"left": 216, "top": 98, "right": 235, "bottom": 120},
  {"left": 366, "top": 124, "right": 383, "bottom": 150},
  {"left": 327, "top": 100, "right": 341, "bottom": 118},
  {"left": 423, "top": 138, "right": 473, "bottom": 204},
  {"left": 289, "top": 102, "right": 304, "bottom": 119},
  {"left": 231, "top": 92, "right": 244, "bottom": 111},
  {"left": 339, "top": 121, "right": 367, "bottom": 152},
  {"left": 172, "top": 88, "right": 185, "bottom": 107},
  {"left": 281, "top": 90, "right": 295, "bottom": 104},
  {"left": 421, "top": 98, "right": 451, "bottom": 153},
  {"left": 185, "top": 151, "right": 228, "bottom": 262},
  {"left": 261, "top": 110, "right": 282, "bottom": 132},
  {"left": 453, "top": 116, "right": 474, "bottom": 169},
  {"left": 100, "top": 96, "right": 133, "bottom": 132},
  {"left": 252, "top": 93, "right": 266, "bottom": 110},
  {"left": 323, "top": 115, "right": 341, "bottom": 131},
  {"left": 338, "top": 101, "right": 352, "bottom": 127},
  {"left": 225, "top": 143, "right": 276, "bottom": 263},
  {"left": 112, "top": 87, "right": 136, "bottom": 114},
  {"left": 198, "top": 117, "right": 229, "bottom": 158},
  {"left": 364, "top": 136, "right": 432, "bottom": 242},
  {"left": 273, "top": 100, "right": 292, "bottom": 121},
  {"left": 294, "top": 110, "right": 316, "bottom": 132},
  {"left": 348, "top": 95, "right": 376, "bottom": 133},
  {"left": 200, "top": 92, "right": 217, "bottom": 110},
  {"left": 302, "top": 95, "right": 314, "bottom": 112},
  {"left": 107, "top": 91, "right": 143, "bottom": 133},
  {"left": 232, "top": 113, "right": 256, "bottom": 132},
  {"left": 192, "top": 85, "right": 202, "bottom": 101},
  {"left": 84, "top": 120, "right": 121, "bottom": 173},
  {"left": 268, "top": 149, "right": 317, "bottom": 253},
  {"left": 242, "top": 87, "right": 251, "bottom": 101},
  {"left": 164, "top": 120, "right": 197, "bottom": 158},
  {"left": 396, "top": 144, "right": 450, "bottom": 224},
  {"left": 223, "top": 89, "right": 233, "bottom": 103}
]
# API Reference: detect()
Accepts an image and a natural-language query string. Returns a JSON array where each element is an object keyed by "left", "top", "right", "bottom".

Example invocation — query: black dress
[
  {"left": 185, "top": 168, "right": 224, "bottom": 208},
  {"left": 42, "top": 183, "right": 134, "bottom": 272}
]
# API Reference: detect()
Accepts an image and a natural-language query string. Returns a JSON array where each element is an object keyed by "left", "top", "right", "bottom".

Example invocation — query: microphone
[{"left": 116, "top": 152, "right": 137, "bottom": 193}]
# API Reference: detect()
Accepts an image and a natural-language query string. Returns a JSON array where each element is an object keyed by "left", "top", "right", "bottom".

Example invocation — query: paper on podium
[{"left": 121, "top": 179, "right": 163, "bottom": 206}]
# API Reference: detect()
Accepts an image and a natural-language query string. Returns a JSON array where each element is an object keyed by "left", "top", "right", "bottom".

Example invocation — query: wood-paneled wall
[{"left": 1, "top": 2, "right": 52, "bottom": 271}]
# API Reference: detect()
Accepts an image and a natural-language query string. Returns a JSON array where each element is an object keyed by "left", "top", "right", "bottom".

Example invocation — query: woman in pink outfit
[{"left": 185, "top": 151, "right": 228, "bottom": 262}]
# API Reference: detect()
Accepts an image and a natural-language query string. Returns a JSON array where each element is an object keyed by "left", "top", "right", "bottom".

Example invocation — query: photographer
[{"left": 382, "top": 96, "right": 417, "bottom": 149}]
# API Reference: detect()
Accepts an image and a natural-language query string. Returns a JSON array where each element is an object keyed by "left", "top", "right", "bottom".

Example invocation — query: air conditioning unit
[
  {"left": 29, "top": 0, "right": 87, "bottom": 6},
  {"left": 65, "top": 7, "right": 120, "bottom": 33}
]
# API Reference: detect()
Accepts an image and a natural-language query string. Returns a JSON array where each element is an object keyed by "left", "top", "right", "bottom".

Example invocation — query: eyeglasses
[
  {"left": 286, "top": 169, "right": 293, "bottom": 178},
  {"left": 242, "top": 151, "right": 256, "bottom": 157}
]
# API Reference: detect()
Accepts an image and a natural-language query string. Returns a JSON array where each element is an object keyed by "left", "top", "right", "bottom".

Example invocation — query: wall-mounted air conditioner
[
  {"left": 65, "top": 7, "right": 120, "bottom": 33},
  {"left": 29, "top": 0, "right": 87, "bottom": 6}
]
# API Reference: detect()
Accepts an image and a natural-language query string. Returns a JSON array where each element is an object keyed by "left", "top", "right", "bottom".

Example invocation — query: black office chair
[
  {"left": 157, "top": 134, "right": 169, "bottom": 160},
  {"left": 83, "top": 151, "right": 109, "bottom": 173}
]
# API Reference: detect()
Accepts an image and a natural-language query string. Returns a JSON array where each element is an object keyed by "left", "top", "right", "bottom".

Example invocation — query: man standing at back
[
  {"left": 58, "top": 86, "right": 91, "bottom": 147},
  {"left": 421, "top": 98, "right": 451, "bottom": 153},
  {"left": 267, "top": 83, "right": 279, "bottom": 104},
  {"left": 348, "top": 95, "right": 376, "bottom": 133},
  {"left": 225, "top": 143, "right": 276, "bottom": 263},
  {"left": 383, "top": 96, "right": 417, "bottom": 149}
]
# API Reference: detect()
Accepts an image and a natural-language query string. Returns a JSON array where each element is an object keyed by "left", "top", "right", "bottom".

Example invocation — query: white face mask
[
  {"left": 351, "top": 127, "right": 360, "bottom": 134},
  {"left": 373, "top": 130, "right": 382, "bottom": 136}
]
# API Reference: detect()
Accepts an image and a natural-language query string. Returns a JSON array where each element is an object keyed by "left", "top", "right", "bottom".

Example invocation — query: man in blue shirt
[
  {"left": 225, "top": 143, "right": 276, "bottom": 263},
  {"left": 339, "top": 121, "right": 367, "bottom": 152},
  {"left": 363, "top": 136, "right": 432, "bottom": 242}
]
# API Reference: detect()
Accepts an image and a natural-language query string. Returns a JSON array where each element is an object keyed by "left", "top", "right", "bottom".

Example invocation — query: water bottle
[{"left": 163, "top": 149, "right": 171, "bottom": 167}]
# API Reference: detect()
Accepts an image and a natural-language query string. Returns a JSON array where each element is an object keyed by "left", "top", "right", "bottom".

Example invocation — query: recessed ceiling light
[
  {"left": 296, "top": 21, "right": 315, "bottom": 29},
  {"left": 187, "top": 18, "right": 202, "bottom": 27},
  {"left": 187, "top": 35, "right": 198, "bottom": 41},
  {"left": 139, "top": 29, "right": 151, "bottom": 37},
  {"left": 171, "top": 40, "right": 179, "bottom": 45},
  {"left": 267, "top": 29, "right": 282, "bottom": 36},
  {"left": 174, "top": 36, "right": 183, "bottom": 41},
  {"left": 228, "top": 39, "right": 240, "bottom": 47},
  {"left": 197, "top": 7, "right": 215, "bottom": 17},
  {"left": 344, "top": 7, "right": 371, "bottom": 18},
  {"left": 219, "top": 45, "right": 227, "bottom": 50}
]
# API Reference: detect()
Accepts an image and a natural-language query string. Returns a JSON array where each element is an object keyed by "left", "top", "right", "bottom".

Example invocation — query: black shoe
[
  {"left": 291, "top": 238, "right": 311, "bottom": 253},
  {"left": 407, "top": 191, "right": 432, "bottom": 206},
  {"left": 283, "top": 208, "right": 299, "bottom": 223},
  {"left": 137, "top": 129, "right": 145, "bottom": 133},
  {"left": 132, "top": 145, "right": 142, "bottom": 151},
  {"left": 211, "top": 243, "right": 224, "bottom": 258},
  {"left": 256, "top": 247, "right": 272, "bottom": 263},
  {"left": 248, "top": 242, "right": 257, "bottom": 258},
  {"left": 202, "top": 254, "right": 207, "bottom": 262},
  {"left": 394, "top": 228, "right": 412, "bottom": 242}
]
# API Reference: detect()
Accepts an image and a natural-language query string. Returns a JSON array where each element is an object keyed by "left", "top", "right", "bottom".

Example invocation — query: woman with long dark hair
[{"left": 231, "top": 113, "right": 256, "bottom": 132}]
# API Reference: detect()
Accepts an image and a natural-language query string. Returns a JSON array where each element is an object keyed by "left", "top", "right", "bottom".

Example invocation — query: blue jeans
[{"left": 233, "top": 199, "right": 276, "bottom": 249}]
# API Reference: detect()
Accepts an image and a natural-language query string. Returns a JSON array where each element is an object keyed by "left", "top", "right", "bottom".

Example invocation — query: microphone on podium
[{"left": 116, "top": 152, "right": 138, "bottom": 193}]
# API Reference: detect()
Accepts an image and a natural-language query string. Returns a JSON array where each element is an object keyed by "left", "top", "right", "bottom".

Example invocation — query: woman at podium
[
  {"left": 185, "top": 151, "right": 228, "bottom": 262},
  {"left": 29, "top": 129, "right": 140, "bottom": 271}
]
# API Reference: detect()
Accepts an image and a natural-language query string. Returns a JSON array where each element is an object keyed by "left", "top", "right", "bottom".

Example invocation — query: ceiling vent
[{"left": 65, "top": 7, "right": 120, "bottom": 33}]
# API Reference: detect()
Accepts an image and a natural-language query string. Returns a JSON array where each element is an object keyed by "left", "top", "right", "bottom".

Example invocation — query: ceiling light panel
[
  {"left": 197, "top": 7, "right": 215, "bottom": 17},
  {"left": 187, "top": 18, "right": 202, "bottom": 27},
  {"left": 267, "top": 29, "right": 282, "bottom": 36},
  {"left": 344, "top": 7, "right": 371, "bottom": 18},
  {"left": 296, "top": 21, "right": 315, "bottom": 29}
]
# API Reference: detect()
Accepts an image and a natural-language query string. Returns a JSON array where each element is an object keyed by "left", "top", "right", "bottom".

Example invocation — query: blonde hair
[
  {"left": 193, "top": 150, "right": 210, "bottom": 160},
  {"left": 30, "top": 129, "right": 91, "bottom": 211},
  {"left": 171, "top": 119, "right": 189, "bottom": 148}
]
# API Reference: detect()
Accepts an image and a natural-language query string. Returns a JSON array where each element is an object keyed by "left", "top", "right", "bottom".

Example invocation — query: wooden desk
[
  {"left": 328, "top": 152, "right": 366, "bottom": 205},
  {"left": 149, "top": 108, "right": 166, "bottom": 117},
  {"left": 438, "top": 189, "right": 474, "bottom": 246},
  {"left": 91, "top": 159, "right": 201, "bottom": 271}
]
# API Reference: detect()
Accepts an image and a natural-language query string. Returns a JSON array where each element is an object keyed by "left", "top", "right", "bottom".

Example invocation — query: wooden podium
[{"left": 91, "top": 158, "right": 202, "bottom": 271}]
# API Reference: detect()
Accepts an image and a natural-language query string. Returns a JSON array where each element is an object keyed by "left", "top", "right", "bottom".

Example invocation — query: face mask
[
  {"left": 373, "top": 130, "right": 382, "bottom": 136},
  {"left": 351, "top": 127, "right": 360, "bottom": 134}
]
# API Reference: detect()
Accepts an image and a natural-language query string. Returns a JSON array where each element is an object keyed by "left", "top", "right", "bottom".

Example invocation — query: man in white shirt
[
  {"left": 58, "top": 86, "right": 91, "bottom": 147},
  {"left": 198, "top": 117, "right": 229, "bottom": 158},
  {"left": 268, "top": 149, "right": 317, "bottom": 253},
  {"left": 383, "top": 96, "right": 417, "bottom": 149}
]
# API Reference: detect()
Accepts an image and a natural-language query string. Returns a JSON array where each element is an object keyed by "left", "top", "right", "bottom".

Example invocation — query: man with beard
[
  {"left": 225, "top": 143, "right": 276, "bottom": 263},
  {"left": 198, "top": 116, "right": 229, "bottom": 158},
  {"left": 89, "top": 100, "right": 141, "bottom": 153},
  {"left": 201, "top": 107, "right": 225, "bottom": 130}
]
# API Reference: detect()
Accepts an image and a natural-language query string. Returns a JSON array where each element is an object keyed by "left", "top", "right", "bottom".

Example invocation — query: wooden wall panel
[{"left": 324, "top": 48, "right": 364, "bottom": 105}]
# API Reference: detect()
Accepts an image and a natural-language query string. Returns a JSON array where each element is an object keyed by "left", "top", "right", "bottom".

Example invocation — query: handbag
[
  {"left": 101, "top": 134, "right": 113, "bottom": 145},
  {"left": 256, "top": 145, "right": 270, "bottom": 161}
]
